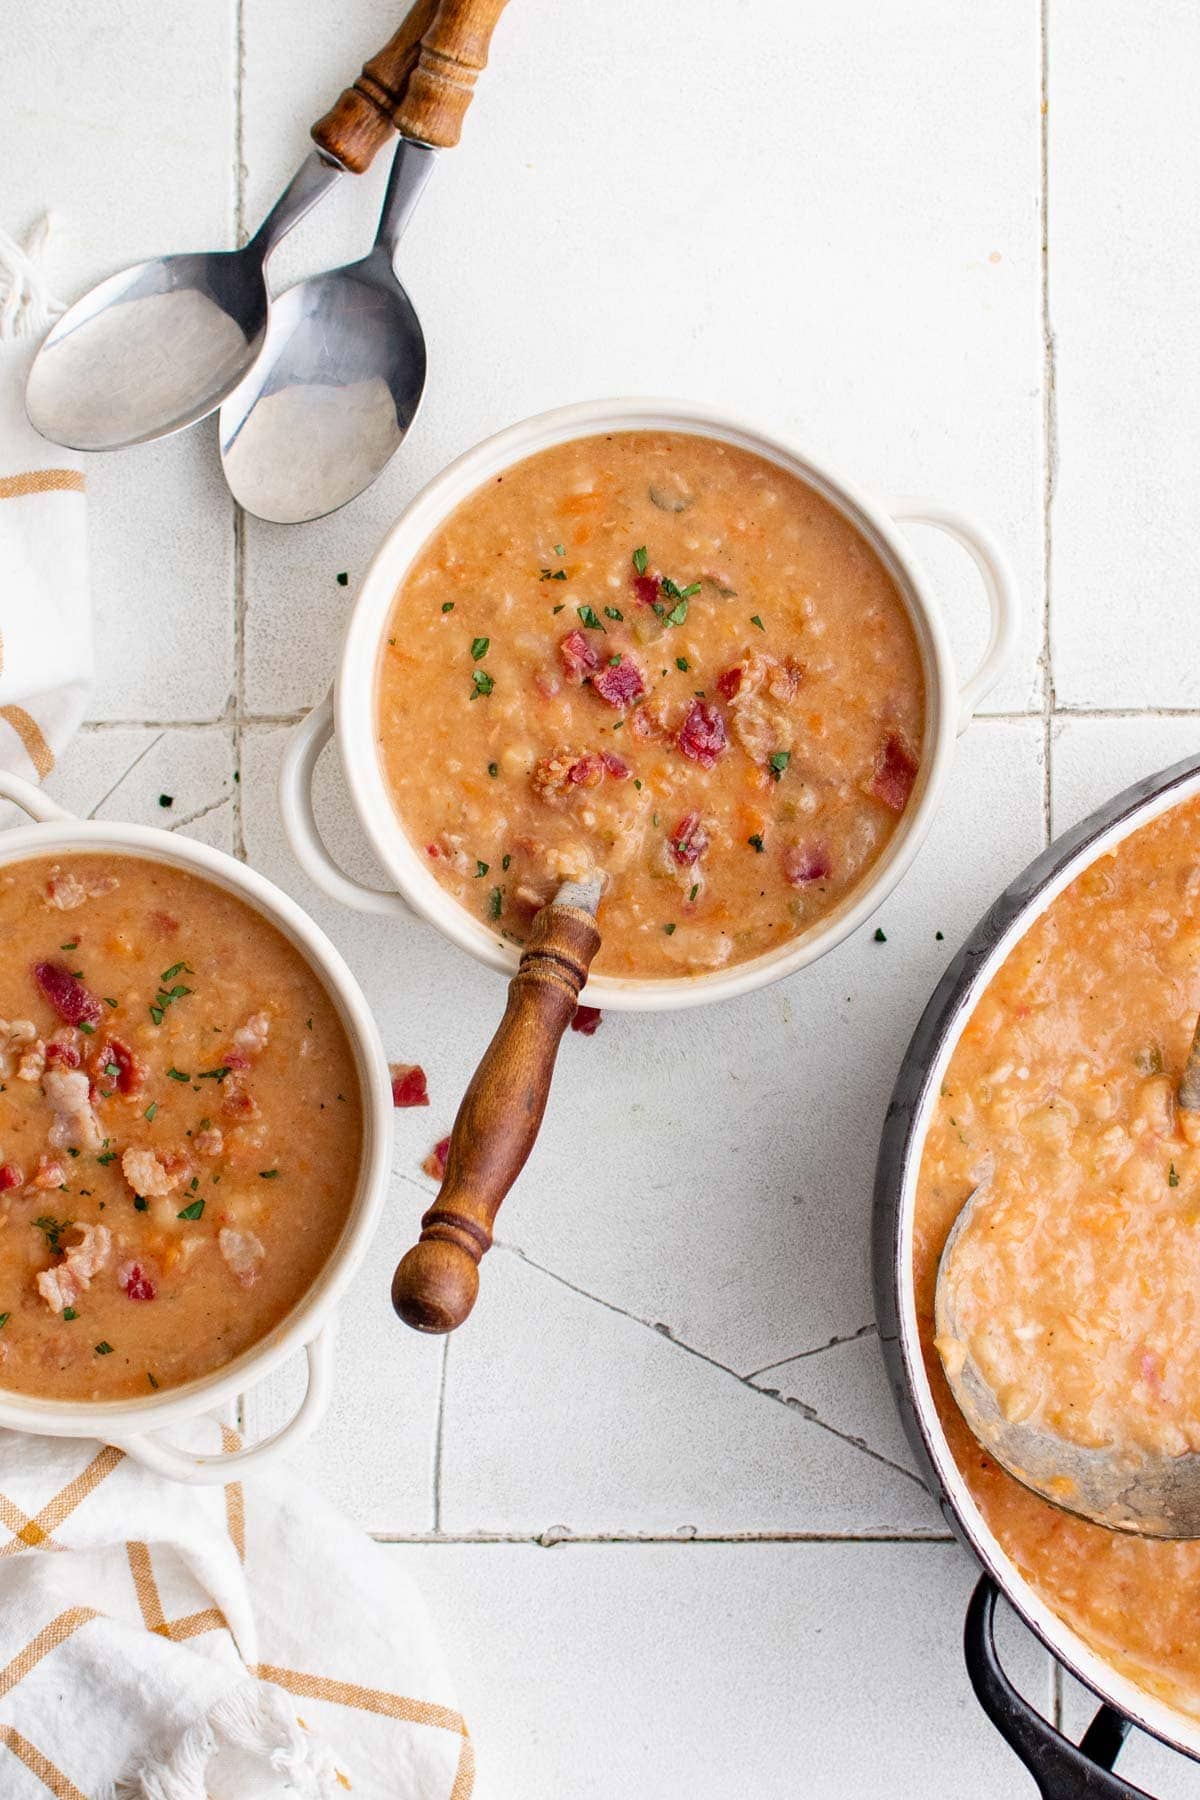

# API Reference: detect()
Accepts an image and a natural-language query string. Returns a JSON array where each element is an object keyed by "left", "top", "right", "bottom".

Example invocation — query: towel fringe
[
  {"left": 0, "top": 215, "right": 66, "bottom": 341},
  {"left": 104, "top": 1679, "right": 346, "bottom": 1800}
]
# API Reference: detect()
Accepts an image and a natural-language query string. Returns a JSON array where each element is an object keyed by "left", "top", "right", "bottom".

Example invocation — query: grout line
[
  {"left": 1040, "top": 0, "right": 1058, "bottom": 846},
  {"left": 369, "top": 1531, "right": 958, "bottom": 1548},
  {"left": 432, "top": 1336, "right": 450, "bottom": 1534},
  {"left": 85, "top": 731, "right": 166, "bottom": 819}
]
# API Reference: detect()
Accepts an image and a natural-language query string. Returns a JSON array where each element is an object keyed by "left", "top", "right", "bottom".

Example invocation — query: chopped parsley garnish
[
  {"left": 577, "top": 605, "right": 605, "bottom": 632},
  {"left": 604, "top": 606, "right": 624, "bottom": 622},
  {"left": 196, "top": 1066, "right": 231, "bottom": 1082},
  {"left": 609, "top": 654, "right": 622, "bottom": 667},
  {"left": 689, "top": 883, "right": 699, "bottom": 903},
  {"left": 144, "top": 1102, "right": 157, "bottom": 1121},
  {"left": 63, "top": 1307, "right": 78, "bottom": 1321},
  {"left": 489, "top": 887, "right": 503, "bottom": 920},
  {"left": 147, "top": 1372, "right": 159, "bottom": 1390},
  {"left": 33, "top": 1216, "right": 71, "bottom": 1251},
  {"left": 0, "top": 1315, "right": 9, "bottom": 1330},
  {"left": 79, "top": 1022, "right": 95, "bottom": 1035},
  {"left": 553, "top": 543, "right": 565, "bottom": 556},
  {"left": 769, "top": 751, "right": 791, "bottom": 780},
  {"left": 166, "top": 1067, "right": 190, "bottom": 1083},
  {"left": 60, "top": 940, "right": 78, "bottom": 951},
  {"left": 552, "top": 603, "right": 566, "bottom": 614},
  {"left": 475, "top": 860, "right": 489, "bottom": 878},
  {"left": 97, "top": 1151, "right": 117, "bottom": 1166},
  {"left": 663, "top": 923, "right": 677, "bottom": 936},
  {"left": 177, "top": 1199, "right": 205, "bottom": 1221},
  {"left": 104, "top": 997, "right": 118, "bottom": 1008},
  {"left": 94, "top": 1341, "right": 114, "bottom": 1356},
  {"left": 748, "top": 834, "right": 765, "bottom": 853},
  {"left": 632, "top": 546, "right": 648, "bottom": 575},
  {"left": 664, "top": 600, "right": 688, "bottom": 627},
  {"left": 471, "top": 669, "right": 495, "bottom": 700},
  {"left": 874, "top": 927, "right": 888, "bottom": 942},
  {"left": 66, "top": 1148, "right": 79, "bottom": 1159},
  {"left": 149, "top": 976, "right": 192, "bottom": 1027},
  {"left": 661, "top": 577, "right": 701, "bottom": 602},
  {"left": 487, "top": 762, "right": 499, "bottom": 777},
  {"left": 442, "top": 601, "right": 455, "bottom": 613},
  {"left": 633, "top": 778, "right": 642, "bottom": 790},
  {"left": 133, "top": 1197, "right": 149, "bottom": 1212},
  {"left": 750, "top": 614, "right": 765, "bottom": 631},
  {"left": 259, "top": 1169, "right": 279, "bottom": 1180},
  {"left": 502, "top": 854, "right": 511, "bottom": 871},
  {"left": 1170, "top": 1163, "right": 1180, "bottom": 1187},
  {"left": 676, "top": 657, "right": 689, "bottom": 671},
  {"left": 161, "top": 962, "right": 192, "bottom": 983},
  {"left": 103, "top": 1062, "right": 120, "bottom": 1079},
  {"left": 540, "top": 568, "right": 568, "bottom": 582},
  {"left": 471, "top": 636, "right": 490, "bottom": 661},
  {"left": 336, "top": 571, "right": 349, "bottom": 586}
]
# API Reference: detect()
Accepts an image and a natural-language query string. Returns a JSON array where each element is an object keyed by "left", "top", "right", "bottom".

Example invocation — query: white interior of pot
[{"left": 896, "top": 767, "right": 1200, "bottom": 1760}]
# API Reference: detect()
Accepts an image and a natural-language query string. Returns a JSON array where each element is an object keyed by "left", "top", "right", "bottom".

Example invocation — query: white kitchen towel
[
  {"left": 0, "top": 216, "right": 91, "bottom": 782},
  {"left": 0, "top": 1422, "right": 473, "bottom": 1798}
]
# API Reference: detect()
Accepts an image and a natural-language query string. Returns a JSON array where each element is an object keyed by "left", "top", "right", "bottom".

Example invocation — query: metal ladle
[
  {"left": 936, "top": 1016, "right": 1200, "bottom": 1537},
  {"left": 219, "top": 0, "right": 511, "bottom": 524},
  {"left": 24, "top": 1, "right": 438, "bottom": 453}
]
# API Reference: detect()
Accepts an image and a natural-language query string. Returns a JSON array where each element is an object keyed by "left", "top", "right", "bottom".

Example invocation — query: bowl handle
[
  {"left": 886, "top": 497, "right": 1021, "bottom": 735},
  {"left": 280, "top": 693, "right": 410, "bottom": 916},
  {"left": 964, "top": 1577, "right": 1149, "bottom": 1800},
  {"left": 111, "top": 1327, "right": 335, "bottom": 1487},
  {"left": 0, "top": 766, "right": 76, "bottom": 823}
]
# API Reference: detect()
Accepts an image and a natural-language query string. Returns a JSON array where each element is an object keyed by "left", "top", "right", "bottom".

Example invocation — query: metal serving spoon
[
  {"left": 218, "top": 0, "right": 511, "bottom": 524},
  {"left": 392, "top": 875, "right": 603, "bottom": 1335},
  {"left": 936, "top": 1018, "right": 1200, "bottom": 1537},
  {"left": 23, "top": 1, "right": 438, "bottom": 452}
]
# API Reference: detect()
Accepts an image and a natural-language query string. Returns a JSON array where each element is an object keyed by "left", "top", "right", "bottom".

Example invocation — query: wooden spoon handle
[
  {"left": 311, "top": 0, "right": 440, "bottom": 174},
  {"left": 392, "top": 901, "right": 601, "bottom": 1334},
  {"left": 392, "top": 0, "right": 513, "bottom": 149}
]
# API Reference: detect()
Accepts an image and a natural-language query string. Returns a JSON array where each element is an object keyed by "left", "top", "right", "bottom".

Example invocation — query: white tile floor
[{"left": 7, "top": 0, "right": 1200, "bottom": 1794}]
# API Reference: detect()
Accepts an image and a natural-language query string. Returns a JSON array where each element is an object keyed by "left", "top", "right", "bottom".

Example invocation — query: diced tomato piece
[
  {"left": 423, "top": 1135, "right": 451, "bottom": 1180},
  {"left": 567, "top": 753, "right": 606, "bottom": 788},
  {"left": 592, "top": 659, "right": 645, "bottom": 708},
  {"left": 33, "top": 961, "right": 102, "bottom": 1027},
  {"left": 868, "top": 732, "right": 920, "bottom": 813},
  {"left": 121, "top": 1264, "right": 157, "bottom": 1302},
  {"left": 390, "top": 1063, "right": 430, "bottom": 1108},
  {"left": 558, "top": 630, "right": 601, "bottom": 682},
  {"left": 670, "top": 812, "right": 710, "bottom": 866},
  {"left": 602, "top": 753, "right": 631, "bottom": 779},
  {"left": 222, "top": 1050, "right": 251, "bottom": 1071},
  {"left": 716, "top": 665, "right": 743, "bottom": 701},
  {"left": 676, "top": 700, "right": 728, "bottom": 769},
  {"left": 783, "top": 842, "right": 832, "bottom": 886},
  {"left": 632, "top": 574, "right": 660, "bottom": 607},
  {"left": 571, "top": 1005, "right": 603, "bottom": 1036},
  {"left": 91, "top": 1036, "right": 142, "bottom": 1097},
  {"left": 44, "top": 1041, "right": 81, "bottom": 1070},
  {"left": 0, "top": 1164, "right": 23, "bottom": 1192}
]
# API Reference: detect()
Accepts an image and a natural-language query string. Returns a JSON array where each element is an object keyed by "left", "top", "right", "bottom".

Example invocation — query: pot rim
[
  {"left": 0, "top": 806, "right": 393, "bottom": 1440},
  {"left": 334, "top": 395, "right": 978, "bottom": 1011},
  {"left": 874, "top": 748, "right": 1200, "bottom": 1760}
]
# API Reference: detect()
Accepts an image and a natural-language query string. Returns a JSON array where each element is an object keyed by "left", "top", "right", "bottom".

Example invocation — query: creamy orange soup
[
  {"left": 377, "top": 432, "right": 925, "bottom": 979},
  {"left": 916, "top": 796, "right": 1200, "bottom": 1715},
  {"left": 0, "top": 854, "right": 361, "bottom": 1402}
]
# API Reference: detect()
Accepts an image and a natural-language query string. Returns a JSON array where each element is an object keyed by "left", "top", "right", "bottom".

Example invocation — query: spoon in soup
[
  {"left": 392, "top": 875, "right": 603, "bottom": 1334},
  {"left": 218, "top": 0, "right": 512, "bottom": 523},
  {"left": 935, "top": 1016, "right": 1200, "bottom": 1537},
  {"left": 24, "top": 1, "right": 439, "bottom": 451}
]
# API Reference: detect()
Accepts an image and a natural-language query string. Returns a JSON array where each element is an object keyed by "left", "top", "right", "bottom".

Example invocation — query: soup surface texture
[
  {"left": 0, "top": 853, "right": 361, "bottom": 1402},
  {"left": 915, "top": 795, "right": 1200, "bottom": 1716},
  {"left": 377, "top": 431, "right": 925, "bottom": 979}
]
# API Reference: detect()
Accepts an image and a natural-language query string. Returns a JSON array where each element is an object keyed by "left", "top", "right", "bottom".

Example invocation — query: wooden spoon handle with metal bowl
[
  {"left": 392, "top": 879, "right": 601, "bottom": 1334},
  {"left": 314, "top": 0, "right": 512, "bottom": 170}
]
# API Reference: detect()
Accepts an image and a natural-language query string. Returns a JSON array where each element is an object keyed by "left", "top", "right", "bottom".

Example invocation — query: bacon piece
[
  {"left": 90, "top": 1036, "right": 143, "bottom": 1098},
  {"left": 571, "top": 1005, "right": 602, "bottom": 1036},
  {"left": 391, "top": 1063, "right": 430, "bottom": 1108},
  {"left": 30, "top": 1155, "right": 67, "bottom": 1191},
  {"left": 670, "top": 812, "right": 710, "bottom": 866},
  {"left": 44, "top": 1040, "right": 81, "bottom": 1071},
  {"left": 232, "top": 1012, "right": 270, "bottom": 1057},
  {"left": 194, "top": 1126, "right": 224, "bottom": 1158},
  {"left": 222, "top": 1084, "right": 260, "bottom": 1121},
  {"left": 36, "top": 1223, "right": 112, "bottom": 1314},
  {"left": 558, "top": 630, "right": 601, "bottom": 682},
  {"left": 119, "top": 1262, "right": 157, "bottom": 1302},
  {"left": 45, "top": 869, "right": 119, "bottom": 911},
  {"left": 33, "top": 961, "right": 102, "bottom": 1028},
  {"left": 592, "top": 659, "right": 645, "bottom": 709},
  {"left": 121, "top": 1146, "right": 189, "bottom": 1198},
  {"left": 602, "top": 753, "right": 631, "bottom": 780},
  {"left": 567, "top": 753, "right": 606, "bottom": 788},
  {"left": 44, "top": 1068, "right": 103, "bottom": 1153},
  {"left": 716, "top": 666, "right": 743, "bottom": 701},
  {"left": 783, "top": 842, "right": 832, "bottom": 886},
  {"left": 15, "top": 1039, "right": 45, "bottom": 1084},
  {"left": 676, "top": 700, "right": 728, "bottom": 769},
  {"left": 867, "top": 732, "right": 919, "bottom": 814},
  {"left": 632, "top": 573, "right": 660, "bottom": 607},
  {"left": 423, "top": 1136, "right": 451, "bottom": 1180},
  {"left": 0, "top": 1164, "right": 24, "bottom": 1192},
  {"left": 219, "top": 1228, "right": 266, "bottom": 1290}
]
